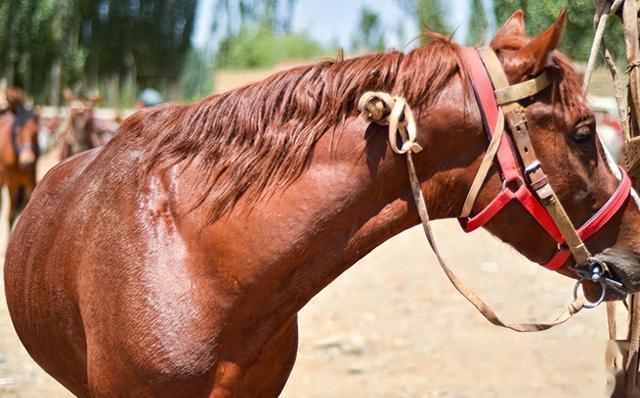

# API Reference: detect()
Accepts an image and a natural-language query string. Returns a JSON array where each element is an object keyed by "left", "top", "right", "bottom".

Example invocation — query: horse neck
[{"left": 188, "top": 73, "right": 484, "bottom": 314}]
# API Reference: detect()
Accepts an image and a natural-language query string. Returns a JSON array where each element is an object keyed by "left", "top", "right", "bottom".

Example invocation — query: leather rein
[{"left": 359, "top": 46, "right": 632, "bottom": 331}]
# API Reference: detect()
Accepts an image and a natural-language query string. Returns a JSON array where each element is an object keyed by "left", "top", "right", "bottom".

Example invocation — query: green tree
[
  {"left": 181, "top": 47, "right": 215, "bottom": 101},
  {"left": 216, "top": 28, "right": 324, "bottom": 69},
  {"left": 213, "top": 0, "right": 325, "bottom": 70},
  {"left": 351, "top": 8, "right": 386, "bottom": 52},
  {"left": 397, "top": 0, "right": 449, "bottom": 33},
  {"left": 0, "top": 0, "right": 197, "bottom": 104},
  {"left": 493, "top": 0, "right": 624, "bottom": 62},
  {"left": 467, "top": 0, "right": 488, "bottom": 46}
]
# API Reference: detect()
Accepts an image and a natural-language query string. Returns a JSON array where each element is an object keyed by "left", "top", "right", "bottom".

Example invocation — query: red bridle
[{"left": 458, "top": 47, "right": 632, "bottom": 271}]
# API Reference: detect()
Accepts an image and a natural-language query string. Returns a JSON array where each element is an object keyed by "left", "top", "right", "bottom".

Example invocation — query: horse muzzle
[
  {"left": 18, "top": 151, "right": 36, "bottom": 169},
  {"left": 579, "top": 249, "right": 640, "bottom": 303}
]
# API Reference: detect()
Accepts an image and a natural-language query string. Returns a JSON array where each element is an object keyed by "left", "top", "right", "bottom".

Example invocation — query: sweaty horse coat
[{"left": 7, "top": 11, "right": 640, "bottom": 398}]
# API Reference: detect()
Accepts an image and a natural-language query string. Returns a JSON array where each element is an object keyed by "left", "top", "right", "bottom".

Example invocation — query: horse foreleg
[
  {"left": 235, "top": 316, "right": 299, "bottom": 398},
  {"left": 208, "top": 361, "right": 244, "bottom": 398},
  {"left": 7, "top": 181, "right": 19, "bottom": 229},
  {"left": 209, "top": 316, "right": 299, "bottom": 398},
  {"left": 24, "top": 168, "right": 36, "bottom": 204}
]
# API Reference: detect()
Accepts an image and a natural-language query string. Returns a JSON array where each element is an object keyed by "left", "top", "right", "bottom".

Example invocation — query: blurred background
[{"left": 0, "top": 0, "right": 627, "bottom": 108}]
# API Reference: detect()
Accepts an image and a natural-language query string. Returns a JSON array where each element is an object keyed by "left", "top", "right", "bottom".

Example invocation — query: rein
[{"left": 358, "top": 46, "right": 631, "bottom": 331}]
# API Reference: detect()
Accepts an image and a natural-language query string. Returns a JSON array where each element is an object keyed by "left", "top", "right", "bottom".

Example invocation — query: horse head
[
  {"left": 63, "top": 89, "right": 100, "bottom": 152},
  {"left": 6, "top": 87, "right": 38, "bottom": 168},
  {"left": 406, "top": 10, "right": 640, "bottom": 302}
]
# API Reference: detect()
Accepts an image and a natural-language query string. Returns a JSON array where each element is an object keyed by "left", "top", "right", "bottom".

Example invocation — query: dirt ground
[
  {"left": 0, "top": 149, "right": 622, "bottom": 398},
  {"left": 0, "top": 64, "right": 627, "bottom": 397}
]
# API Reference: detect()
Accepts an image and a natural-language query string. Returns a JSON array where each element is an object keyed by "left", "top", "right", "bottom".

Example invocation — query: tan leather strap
[
  {"left": 478, "top": 47, "right": 593, "bottom": 266},
  {"left": 358, "top": 92, "right": 423, "bottom": 154},
  {"left": 460, "top": 109, "right": 504, "bottom": 218},
  {"left": 476, "top": 47, "right": 551, "bottom": 107},
  {"left": 621, "top": 0, "right": 640, "bottom": 391},
  {"left": 495, "top": 73, "right": 550, "bottom": 105},
  {"left": 358, "top": 92, "right": 584, "bottom": 332}
]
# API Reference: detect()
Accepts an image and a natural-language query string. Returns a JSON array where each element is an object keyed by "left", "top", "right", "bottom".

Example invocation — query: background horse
[
  {"left": 59, "top": 90, "right": 110, "bottom": 160},
  {"left": 6, "top": 10, "right": 640, "bottom": 398},
  {"left": 0, "top": 87, "right": 39, "bottom": 228}
]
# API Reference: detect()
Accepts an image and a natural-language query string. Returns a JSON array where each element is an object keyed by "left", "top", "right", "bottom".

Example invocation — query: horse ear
[
  {"left": 514, "top": 9, "right": 567, "bottom": 77},
  {"left": 495, "top": 10, "right": 526, "bottom": 38}
]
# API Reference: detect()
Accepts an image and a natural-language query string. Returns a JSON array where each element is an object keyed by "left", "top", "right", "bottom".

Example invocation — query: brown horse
[
  {"left": 6, "top": 11, "right": 640, "bottom": 397},
  {"left": 59, "top": 90, "right": 105, "bottom": 160},
  {"left": 0, "top": 87, "right": 39, "bottom": 228}
]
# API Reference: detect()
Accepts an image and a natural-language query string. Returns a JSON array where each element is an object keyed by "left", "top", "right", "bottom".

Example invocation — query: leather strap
[
  {"left": 460, "top": 109, "right": 504, "bottom": 218},
  {"left": 358, "top": 91, "right": 585, "bottom": 332},
  {"left": 479, "top": 48, "right": 593, "bottom": 266},
  {"left": 495, "top": 73, "right": 550, "bottom": 105}
]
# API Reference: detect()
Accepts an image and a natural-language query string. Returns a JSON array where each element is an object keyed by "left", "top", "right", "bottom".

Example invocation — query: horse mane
[{"left": 118, "top": 35, "right": 468, "bottom": 222}]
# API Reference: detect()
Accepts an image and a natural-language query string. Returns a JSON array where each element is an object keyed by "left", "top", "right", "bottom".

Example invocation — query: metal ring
[{"left": 573, "top": 278, "right": 607, "bottom": 309}]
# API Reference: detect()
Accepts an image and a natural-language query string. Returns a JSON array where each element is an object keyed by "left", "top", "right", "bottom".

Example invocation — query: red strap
[
  {"left": 458, "top": 47, "right": 632, "bottom": 271},
  {"left": 459, "top": 48, "right": 521, "bottom": 182},
  {"left": 459, "top": 48, "right": 563, "bottom": 241},
  {"left": 576, "top": 167, "right": 631, "bottom": 241},
  {"left": 544, "top": 250, "right": 571, "bottom": 271},
  {"left": 460, "top": 183, "right": 563, "bottom": 244},
  {"left": 542, "top": 167, "right": 632, "bottom": 270},
  {"left": 459, "top": 189, "right": 513, "bottom": 232}
]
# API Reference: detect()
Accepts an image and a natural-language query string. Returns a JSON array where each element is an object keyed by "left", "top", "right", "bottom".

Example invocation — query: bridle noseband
[{"left": 459, "top": 47, "right": 631, "bottom": 286}]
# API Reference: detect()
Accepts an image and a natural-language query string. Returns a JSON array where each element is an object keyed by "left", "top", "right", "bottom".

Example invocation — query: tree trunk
[{"left": 50, "top": 59, "right": 62, "bottom": 107}]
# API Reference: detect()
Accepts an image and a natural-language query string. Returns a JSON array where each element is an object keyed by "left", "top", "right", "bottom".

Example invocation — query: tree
[
  {"left": 351, "top": 8, "right": 386, "bottom": 52},
  {"left": 212, "top": 0, "right": 325, "bottom": 70},
  {"left": 0, "top": 0, "right": 197, "bottom": 104},
  {"left": 396, "top": 0, "right": 449, "bottom": 34},
  {"left": 181, "top": 47, "right": 215, "bottom": 101},
  {"left": 467, "top": 0, "right": 488, "bottom": 46},
  {"left": 493, "top": 0, "right": 624, "bottom": 62},
  {"left": 80, "top": 0, "right": 197, "bottom": 89}
]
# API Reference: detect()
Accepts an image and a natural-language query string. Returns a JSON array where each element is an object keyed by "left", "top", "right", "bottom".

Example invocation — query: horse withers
[
  {"left": 0, "top": 87, "right": 39, "bottom": 228},
  {"left": 6, "top": 10, "right": 640, "bottom": 397}
]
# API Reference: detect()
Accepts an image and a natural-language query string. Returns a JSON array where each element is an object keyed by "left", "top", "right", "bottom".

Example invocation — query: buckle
[{"left": 524, "top": 160, "right": 542, "bottom": 179}]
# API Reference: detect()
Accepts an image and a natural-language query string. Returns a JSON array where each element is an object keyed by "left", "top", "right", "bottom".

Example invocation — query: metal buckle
[
  {"left": 524, "top": 160, "right": 542, "bottom": 178},
  {"left": 571, "top": 258, "right": 625, "bottom": 309}
]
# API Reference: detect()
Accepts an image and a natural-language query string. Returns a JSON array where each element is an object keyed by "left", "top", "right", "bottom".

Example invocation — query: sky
[{"left": 192, "top": 0, "right": 498, "bottom": 51}]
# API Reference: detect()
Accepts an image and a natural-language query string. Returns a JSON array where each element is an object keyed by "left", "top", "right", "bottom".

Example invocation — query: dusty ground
[
  {"left": 0, "top": 64, "right": 628, "bottom": 397},
  {"left": 0, "top": 149, "right": 622, "bottom": 398}
]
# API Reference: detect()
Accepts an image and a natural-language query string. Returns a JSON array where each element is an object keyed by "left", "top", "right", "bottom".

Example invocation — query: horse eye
[{"left": 573, "top": 125, "right": 593, "bottom": 143}]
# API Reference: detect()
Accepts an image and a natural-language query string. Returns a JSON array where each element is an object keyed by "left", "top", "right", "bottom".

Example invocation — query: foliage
[
  {"left": 467, "top": 0, "right": 488, "bottom": 46},
  {"left": 351, "top": 8, "right": 386, "bottom": 52},
  {"left": 81, "top": 0, "right": 197, "bottom": 87},
  {"left": 216, "top": 28, "right": 324, "bottom": 69},
  {"left": 212, "top": 0, "right": 296, "bottom": 37},
  {"left": 396, "top": 0, "right": 449, "bottom": 34},
  {"left": 493, "top": 0, "right": 624, "bottom": 62},
  {"left": 181, "top": 47, "right": 215, "bottom": 101},
  {"left": 0, "top": 0, "right": 197, "bottom": 104}
]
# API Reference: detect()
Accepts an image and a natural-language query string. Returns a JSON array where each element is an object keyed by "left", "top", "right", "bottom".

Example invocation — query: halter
[
  {"left": 358, "top": 46, "right": 633, "bottom": 330},
  {"left": 458, "top": 47, "right": 632, "bottom": 273}
]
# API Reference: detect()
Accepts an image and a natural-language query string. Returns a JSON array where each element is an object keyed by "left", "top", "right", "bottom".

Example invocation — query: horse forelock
[{"left": 118, "top": 37, "right": 466, "bottom": 223}]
